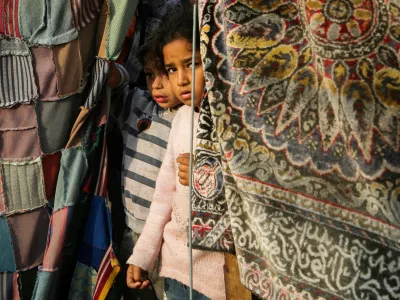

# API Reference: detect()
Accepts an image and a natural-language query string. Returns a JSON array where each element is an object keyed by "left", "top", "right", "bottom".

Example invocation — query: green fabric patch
[
  {"left": 53, "top": 148, "right": 88, "bottom": 211},
  {"left": 35, "top": 95, "right": 83, "bottom": 154},
  {"left": 18, "top": 0, "right": 78, "bottom": 45},
  {"left": 2, "top": 158, "right": 46, "bottom": 213},
  {"left": 0, "top": 216, "right": 17, "bottom": 272},
  {"left": 106, "top": 0, "right": 139, "bottom": 60},
  {"left": 32, "top": 269, "right": 58, "bottom": 300}
]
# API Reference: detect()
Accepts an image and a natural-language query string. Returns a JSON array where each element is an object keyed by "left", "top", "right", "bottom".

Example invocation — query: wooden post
[{"left": 224, "top": 253, "right": 252, "bottom": 300}]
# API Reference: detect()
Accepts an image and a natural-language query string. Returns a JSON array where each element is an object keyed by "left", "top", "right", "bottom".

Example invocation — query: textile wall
[
  {"left": 192, "top": 0, "right": 400, "bottom": 299},
  {"left": 0, "top": 0, "right": 137, "bottom": 299}
]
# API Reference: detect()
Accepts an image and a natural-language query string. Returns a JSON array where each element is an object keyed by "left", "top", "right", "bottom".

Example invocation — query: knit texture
[
  {"left": 106, "top": 0, "right": 139, "bottom": 60},
  {"left": 18, "top": 0, "right": 78, "bottom": 45},
  {"left": 0, "top": 41, "right": 38, "bottom": 107},
  {"left": 128, "top": 105, "right": 226, "bottom": 300}
]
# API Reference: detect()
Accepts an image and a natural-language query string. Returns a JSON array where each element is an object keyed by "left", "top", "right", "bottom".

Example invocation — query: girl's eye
[
  {"left": 145, "top": 72, "right": 154, "bottom": 78},
  {"left": 188, "top": 62, "right": 200, "bottom": 69},
  {"left": 167, "top": 68, "right": 176, "bottom": 74}
]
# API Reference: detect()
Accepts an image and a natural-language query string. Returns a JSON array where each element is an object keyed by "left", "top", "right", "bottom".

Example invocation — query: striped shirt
[{"left": 117, "top": 86, "right": 177, "bottom": 234}]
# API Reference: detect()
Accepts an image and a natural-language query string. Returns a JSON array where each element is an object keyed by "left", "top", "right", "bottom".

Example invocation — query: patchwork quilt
[{"left": 0, "top": 0, "right": 137, "bottom": 299}]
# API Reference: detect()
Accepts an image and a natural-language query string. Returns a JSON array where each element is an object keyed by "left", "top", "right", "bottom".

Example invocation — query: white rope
[{"left": 188, "top": 2, "right": 198, "bottom": 300}]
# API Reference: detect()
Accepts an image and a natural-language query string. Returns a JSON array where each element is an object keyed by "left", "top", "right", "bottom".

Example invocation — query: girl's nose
[
  {"left": 177, "top": 70, "right": 190, "bottom": 87},
  {"left": 152, "top": 75, "right": 163, "bottom": 89}
]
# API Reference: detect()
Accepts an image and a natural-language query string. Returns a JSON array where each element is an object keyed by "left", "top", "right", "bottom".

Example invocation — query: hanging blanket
[
  {"left": 0, "top": 0, "right": 137, "bottom": 298},
  {"left": 192, "top": 0, "right": 400, "bottom": 299}
]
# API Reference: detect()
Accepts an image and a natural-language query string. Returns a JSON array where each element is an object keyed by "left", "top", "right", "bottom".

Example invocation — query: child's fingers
[
  {"left": 127, "top": 265, "right": 139, "bottom": 288},
  {"left": 133, "top": 266, "right": 144, "bottom": 282},
  {"left": 178, "top": 170, "right": 189, "bottom": 179},
  {"left": 178, "top": 163, "right": 189, "bottom": 172},
  {"left": 176, "top": 156, "right": 190, "bottom": 165},
  {"left": 179, "top": 177, "right": 190, "bottom": 186},
  {"left": 176, "top": 153, "right": 192, "bottom": 164},
  {"left": 140, "top": 279, "right": 151, "bottom": 289}
]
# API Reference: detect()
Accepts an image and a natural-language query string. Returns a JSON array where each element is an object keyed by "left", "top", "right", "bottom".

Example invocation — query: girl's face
[
  {"left": 143, "top": 59, "right": 181, "bottom": 109},
  {"left": 163, "top": 38, "right": 205, "bottom": 107}
]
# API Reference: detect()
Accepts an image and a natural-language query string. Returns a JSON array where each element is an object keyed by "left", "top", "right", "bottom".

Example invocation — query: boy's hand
[
  {"left": 107, "top": 63, "right": 122, "bottom": 89},
  {"left": 126, "top": 264, "right": 152, "bottom": 290},
  {"left": 177, "top": 153, "right": 192, "bottom": 186}
]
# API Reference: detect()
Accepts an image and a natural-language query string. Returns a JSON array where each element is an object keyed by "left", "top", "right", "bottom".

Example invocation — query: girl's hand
[
  {"left": 107, "top": 63, "right": 122, "bottom": 89},
  {"left": 176, "top": 153, "right": 192, "bottom": 186},
  {"left": 126, "top": 264, "right": 152, "bottom": 290}
]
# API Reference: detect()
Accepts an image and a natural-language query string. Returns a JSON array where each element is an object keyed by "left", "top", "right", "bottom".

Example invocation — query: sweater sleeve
[{"left": 126, "top": 119, "right": 177, "bottom": 271}]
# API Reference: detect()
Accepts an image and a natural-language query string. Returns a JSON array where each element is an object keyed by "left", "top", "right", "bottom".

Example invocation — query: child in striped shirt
[{"left": 109, "top": 36, "right": 182, "bottom": 299}]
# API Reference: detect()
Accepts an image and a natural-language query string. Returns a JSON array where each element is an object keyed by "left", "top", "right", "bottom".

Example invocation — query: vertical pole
[{"left": 188, "top": 2, "right": 198, "bottom": 300}]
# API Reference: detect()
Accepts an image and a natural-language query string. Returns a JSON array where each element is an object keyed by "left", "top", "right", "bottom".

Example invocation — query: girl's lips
[
  {"left": 180, "top": 92, "right": 191, "bottom": 100},
  {"left": 154, "top": 96, "right": 168, "bottom": 103}
]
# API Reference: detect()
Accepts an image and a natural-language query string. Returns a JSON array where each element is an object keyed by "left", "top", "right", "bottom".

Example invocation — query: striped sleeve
[{"left": 84, "top": 58, "right": 110, "bottom": 109}]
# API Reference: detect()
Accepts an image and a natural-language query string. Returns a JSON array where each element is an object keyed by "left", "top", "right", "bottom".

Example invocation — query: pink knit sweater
[{"left": 127, "top": 105, "right": 226, "bottom": 300}]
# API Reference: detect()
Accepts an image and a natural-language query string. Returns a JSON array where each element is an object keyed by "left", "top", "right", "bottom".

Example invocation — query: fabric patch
[
  {"left": 42, "top": 207, "right": 72, "bottom": 271},
  {"left": 31, "top": 269, "right": 58, "bottom": 300},
  {"left": 41, "top": 152, "right": 62, "bottom": 202},
  {"left": 96, "top": 0, "right": 108, "bottom": 58},
  {"left": 0, "top": 53, "right": 38, "bottom": 108},
  {"left": 78, "top": 196, "right": 112, "bottom": 269},
  {"left": 53, "top": 39, "right": 83, "bottom": 97},
  {"left": 7, "top": 207, "right": 50, "bottom": 271},
  {"left": 18, "top": 0, "right": 78, "bottom": 45},
  {"left": 0, "top": 38, "right": 28, "bottom": 56},
  {"left": 2, "top": 159, "right": 46, "bottom": 213},
  {"left": 31, "top": 47, "right": 58, "bottom": 100},
  {"left": 65, "top": 106, "right": 91, "bottom": 149},
  {"left": 0, "top": 272, "right": 19, "bottom": 300},
  {"left": 94, "top": 135, "right": 108, "bottom": 198},
  {"left": 84, "top": 58, "right": 110, "bottom": 109},
  {"left": 0, "top": 164, "right": 5, "bottom": 214},
  {"left": 0, "top": 103, "right": 36, "bottom": 129},
  {"left": 0, "top": 216, "right": 17, "bottom": 272},
  {"left": 0, "top": 103, "right": 40, "bottom": 160},
  {"left": 0, "top": 129, "right": 41, "bottom": 161},
  {"left": 93, "top": 246, "right": 120, "bottom": 300},
  {"left": 69, "top": 262, "right": 97, "bottom": 299},
  {"left": 0, "top": 0, "right": 21, "bottom": 37},
  {"left": 78, "top": 18, "right": 98, "bottom": 80},
  {"left": 70, "top": 0, "right": 102, "bottom": 31},
  {"left": 53, "top": 147, "right": 88, "bottom": 211},
  {"left": 106, "top": 0, "right": 139, "bottom": 60},
  {"left": 35, "top": 95, "right": 83, "bottom": 154}
]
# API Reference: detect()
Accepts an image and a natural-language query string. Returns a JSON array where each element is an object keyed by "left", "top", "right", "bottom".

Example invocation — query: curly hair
[{"left": 155, "top": 1, "right": 200, "bottom": 59}]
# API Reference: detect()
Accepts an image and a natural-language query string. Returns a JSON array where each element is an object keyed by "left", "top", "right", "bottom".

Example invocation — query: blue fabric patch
[
  {"left": 32, "top": 269, "right": 58, "bottom": 300},
  {"left": 0, "top": 216, "right": 16, "bottom": 272},
  {"left": 77, "top": 196, "right": 112, "bottom": 270},
  {"left": 53, "top": 148, "right": 88, "bottom": 211}
]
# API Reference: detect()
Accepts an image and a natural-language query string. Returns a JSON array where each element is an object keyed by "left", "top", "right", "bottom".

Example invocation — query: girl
[{"left": 126, "top": 4, "right": 226, "bottom": 300}]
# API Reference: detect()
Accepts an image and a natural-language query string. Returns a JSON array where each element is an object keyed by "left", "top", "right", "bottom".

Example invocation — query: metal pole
[{"left": 188, "top": 2, "right": 198, "bottom": 300}]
